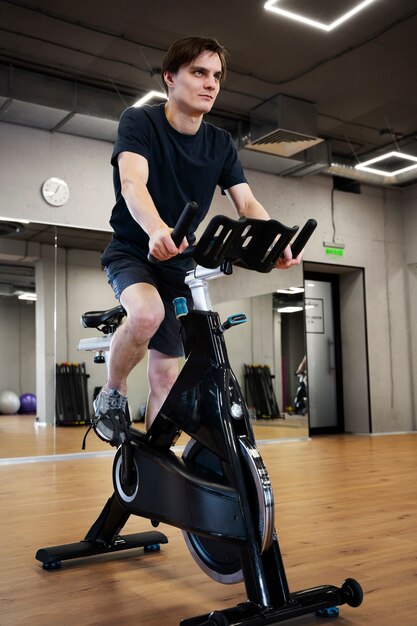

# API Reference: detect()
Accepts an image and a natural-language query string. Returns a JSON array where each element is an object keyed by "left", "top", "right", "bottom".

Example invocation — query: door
[{"left": 304, "top": 273, "right": 344, "bottom": 433}]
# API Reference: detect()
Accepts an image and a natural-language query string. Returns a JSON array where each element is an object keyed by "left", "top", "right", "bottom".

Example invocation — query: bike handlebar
[
  {"left": 149, "top": 202, "right": 317, "bottom": 273},
  {"left": 290, "top": 218, "right": 317, "bottom": 258},
  {"left": 147, "top": 201, "right": 198, "bottom": 263}
]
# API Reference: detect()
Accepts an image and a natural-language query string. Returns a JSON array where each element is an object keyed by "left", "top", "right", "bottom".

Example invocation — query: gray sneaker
[{"left": 92, "top": 388, "right": 129, "bottom": 446}]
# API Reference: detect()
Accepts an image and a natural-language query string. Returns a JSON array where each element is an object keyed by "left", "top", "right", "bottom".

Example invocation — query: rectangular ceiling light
[
  {"left": 355, "top": 151, "right": 417, "bottom": 176},
  {"left": 18, "top": 292, "right": 37, "bottom": 301},
  {"left": 276, "top": 287, "right": 305, "bottom": 294},
  {"left": 133, "top": 91, "right": 167, "bottom": 107},
  {"left": 277, "top": 306, "right": 304, "bottom": 313},
  {"left": 264, "top": 0, "right": 379, "bottom": 32}
]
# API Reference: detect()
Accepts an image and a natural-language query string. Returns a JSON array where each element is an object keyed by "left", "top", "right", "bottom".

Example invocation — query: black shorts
[{"left": 103, "top": 252, "right": 192, "bottom": 357}]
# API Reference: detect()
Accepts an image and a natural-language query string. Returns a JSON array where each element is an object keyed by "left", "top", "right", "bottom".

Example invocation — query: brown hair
[{"left": 161, "top": 36, "right": 227, "bottom": 92}]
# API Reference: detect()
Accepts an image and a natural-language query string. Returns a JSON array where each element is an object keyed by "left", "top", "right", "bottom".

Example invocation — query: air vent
[
  {"left": 247, "top": 95, "right": 324, "bottom": 157},
  {"left": 252, "top": 129, "right": 318, "bottom": 145},
  {"left": 239, "top": 137, "right": 331, "bottom": 178}
]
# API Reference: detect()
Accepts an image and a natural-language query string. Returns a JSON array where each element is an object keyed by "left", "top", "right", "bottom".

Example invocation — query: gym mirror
[{"left": 0, "top": 221, "right": 308, "bottom": 460}]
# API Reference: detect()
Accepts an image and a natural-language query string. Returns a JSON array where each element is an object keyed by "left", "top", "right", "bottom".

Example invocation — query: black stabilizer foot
[
  {"left": 180, "top": 580, "right": 363, "bottom": 625},
  {"left": 341, "top": 578, "right": 364, "bottom": 607},
  {"left": 35, "top": 531, "right": 168, "bottom": 568}
]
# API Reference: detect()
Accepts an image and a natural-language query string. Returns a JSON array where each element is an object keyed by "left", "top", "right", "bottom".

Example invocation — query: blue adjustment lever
[
  {"left": 218, "top": 313, "right": 247, "bottom": 334},
  {"left": 173, "top": 297, "right": 188, "bottom": 319}
]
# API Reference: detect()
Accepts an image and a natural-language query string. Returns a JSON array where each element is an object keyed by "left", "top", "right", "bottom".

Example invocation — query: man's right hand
[{"left": 148, "top": 226, "right": 188, "bottom": 261}]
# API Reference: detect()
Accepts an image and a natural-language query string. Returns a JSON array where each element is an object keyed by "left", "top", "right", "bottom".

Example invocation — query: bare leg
[
  {"left": 104, "top": 282, "right": 165, "bottom": 395},
  {"left": 146, "top": 349, "right": 180, "bottom": 430}
]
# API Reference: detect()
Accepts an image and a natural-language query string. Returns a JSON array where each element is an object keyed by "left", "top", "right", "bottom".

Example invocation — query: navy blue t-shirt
[{"left": 103, "top": 103, "right": 247, "bottom": 268}]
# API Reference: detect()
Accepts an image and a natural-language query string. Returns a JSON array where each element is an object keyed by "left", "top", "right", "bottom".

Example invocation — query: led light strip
[
  {"left": 355, "top": 151, "right": 417, "bottom": 177},
  {"left": 264, "top": 0, "right": 379, "bottom": 32},
  {"left": 133, "top": 90, "right": 167, "bottom": 107}
]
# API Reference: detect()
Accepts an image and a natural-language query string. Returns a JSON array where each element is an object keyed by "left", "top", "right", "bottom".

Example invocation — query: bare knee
[
  {"left": 120, "top": 283, "right": 165, "bottom": 345},
  {"left": 124, "top": 307, "right": 165, "bottom": 344}
]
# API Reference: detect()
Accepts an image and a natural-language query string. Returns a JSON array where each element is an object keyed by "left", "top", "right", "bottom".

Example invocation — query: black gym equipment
[{"left": 36, "top": 206, "right": 363, "bottom": 625}]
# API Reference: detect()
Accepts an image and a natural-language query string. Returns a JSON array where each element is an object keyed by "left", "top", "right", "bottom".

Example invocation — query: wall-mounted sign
[{"left": 305, "top": 298, "right": 324, "bottom": 334}]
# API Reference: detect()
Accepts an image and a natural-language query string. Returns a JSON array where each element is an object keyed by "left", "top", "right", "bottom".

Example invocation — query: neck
[{"left": 164, "top": 101, "right": 202, "bottom": 135}]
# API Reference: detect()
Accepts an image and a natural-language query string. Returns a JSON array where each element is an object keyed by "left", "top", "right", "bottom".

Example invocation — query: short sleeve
[
  {"left": 218, "top": 134, "right": 247, "bottom": 193},
  {"left": 111, "top": 107, "right": 151, "bottom": 167}
]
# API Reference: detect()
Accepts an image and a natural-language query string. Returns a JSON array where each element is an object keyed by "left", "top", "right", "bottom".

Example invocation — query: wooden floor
[
  {"left": 0, "top": 413, "right": 309, "bottom": 458},
  {"left": 1, "top": 433, "right": 416, "bottom": 625}
]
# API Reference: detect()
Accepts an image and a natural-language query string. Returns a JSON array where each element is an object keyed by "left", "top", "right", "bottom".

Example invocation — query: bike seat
[{"left": 81, "top": 305, "right": 126, "bottom": 332}]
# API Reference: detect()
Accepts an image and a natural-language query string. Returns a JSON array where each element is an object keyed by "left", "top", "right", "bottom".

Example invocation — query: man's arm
[
  {"left": 118, "top": 151, "right": 188, "bottom": 260},
  {"left": 225, "top": 182, "right": 301, "bottom": 269}
]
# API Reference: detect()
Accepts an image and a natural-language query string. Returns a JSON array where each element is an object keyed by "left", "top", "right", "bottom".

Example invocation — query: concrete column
[{"left": 35, "top": 244, "right": 56, "bottom": 425}]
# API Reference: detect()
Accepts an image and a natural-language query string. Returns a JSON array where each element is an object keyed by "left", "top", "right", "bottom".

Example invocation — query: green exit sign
[{"left": 325, "top": 246, "right": 344, "bottom": 257}]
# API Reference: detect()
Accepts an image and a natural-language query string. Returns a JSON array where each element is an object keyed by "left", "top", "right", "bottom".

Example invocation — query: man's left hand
[{"left": 275, "top": 245, "right": 302, "bottom": 269}]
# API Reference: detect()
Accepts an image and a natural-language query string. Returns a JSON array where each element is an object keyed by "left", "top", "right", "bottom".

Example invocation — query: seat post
[{"left": 185, "top": 265, "right": 225, "bottom": 311}]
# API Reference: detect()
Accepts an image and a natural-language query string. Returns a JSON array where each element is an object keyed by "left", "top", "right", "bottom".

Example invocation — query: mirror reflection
[
  {"left": 0, "top": 258, "right": 38, "bottom": 456},
  {"left": 0, "top": 222, "right": 308, "bottom": 459}
]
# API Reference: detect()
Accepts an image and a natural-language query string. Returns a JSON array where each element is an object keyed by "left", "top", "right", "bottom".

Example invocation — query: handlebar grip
[
  {"left": 148, "top": 201, "right": 198, "bottom": 263},
  {"left": 290, "top": 218, "right": 317, "bottom": 258},
  {"left": 170, "top": 201, "right": 198, "bottom": 247}
]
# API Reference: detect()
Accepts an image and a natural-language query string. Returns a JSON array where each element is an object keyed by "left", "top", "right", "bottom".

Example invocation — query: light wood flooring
[
  {"left": 0, "top": 413, "right": 308, "bottom": 459},
  {"left": 0, "top": 433, "right": 416, "bottom": 625}
]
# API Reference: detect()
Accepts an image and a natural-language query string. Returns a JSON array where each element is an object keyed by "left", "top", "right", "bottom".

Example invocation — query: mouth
[{"left": 199, "top": 94, "right": 213, "bottom": 100}]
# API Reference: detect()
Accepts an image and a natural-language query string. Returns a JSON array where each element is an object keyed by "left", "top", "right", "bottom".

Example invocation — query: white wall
[
  {"left": 1, "top": 120, "right": 416, "bottom": 433},
  {"left": 407, "top": 264, "right": 417, "bottom": 431},
  {"left": 339, "top": 270, "right": 370, "bottom": 433},
  {"left": 403, "top": 186, "right": 417, "bottom": 266},
  {"left": 0, "top": 123, "right": 113, "bottom": 231},
  {"left": 403, "top": 187, "right": 417, "bottom": 431}
]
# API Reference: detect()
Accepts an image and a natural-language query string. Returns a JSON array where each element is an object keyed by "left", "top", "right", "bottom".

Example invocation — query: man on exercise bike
[{"left": 93, "top": 35, "right": 301, "bottom": 446}]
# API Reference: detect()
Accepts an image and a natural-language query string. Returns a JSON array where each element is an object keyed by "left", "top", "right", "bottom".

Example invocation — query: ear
[{"left": 163, "top": 70, "right": 175, "bottom": 90}]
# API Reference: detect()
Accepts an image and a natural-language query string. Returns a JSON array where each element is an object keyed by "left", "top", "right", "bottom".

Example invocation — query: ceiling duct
[
  {"left": 0, "top": 282, "right": 15, "bottom": 296},
  {"left": 246, "top": 95, "right": 324, "bottom": 158},
  {"left": 0, "top": 263, "right": 35, "bottom": 297},
  {"left": 239, "top": 139, "right": 331, "bottom": 177},
  {"left": 0, "top": 65, "right": 125, "bottom": 141},
  {"left": 238, "top": 94, "right": 331, "bottom": 178}
]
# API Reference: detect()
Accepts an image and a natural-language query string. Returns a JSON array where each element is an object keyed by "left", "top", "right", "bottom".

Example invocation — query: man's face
[{"left": 164, "top": 50, "right": 222, "bottom": 116}]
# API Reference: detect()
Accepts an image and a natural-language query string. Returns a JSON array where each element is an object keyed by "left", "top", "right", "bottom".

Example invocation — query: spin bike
[{"left": 36, "top": 204, "right": 363, "bottom": 625}]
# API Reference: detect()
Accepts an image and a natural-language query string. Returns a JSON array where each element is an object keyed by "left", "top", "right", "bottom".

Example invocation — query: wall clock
[{"left": 41, "top": 177, "right": 70, "bottom": 206}]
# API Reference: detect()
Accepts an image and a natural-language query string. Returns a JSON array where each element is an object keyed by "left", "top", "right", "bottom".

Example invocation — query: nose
[{"left": 204, "top": 73, "right": 217, "bottom": 90}]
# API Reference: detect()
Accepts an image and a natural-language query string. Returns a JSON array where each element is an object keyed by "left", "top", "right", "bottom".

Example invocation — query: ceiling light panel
[
  {"left": 355, "top": 151, "right": 417, "bottom": 176},
  {"left": 277, "top": 306, "right": 304, "bottom": 313},
  {"left": 18, "top": 292, "right": 37, "bottom": 301},
  {"left": 264, "top": 0, "right": 379, "bottom": 31},
  {"left": 133, "top": 91, "right": 167, "bottom": 107}
]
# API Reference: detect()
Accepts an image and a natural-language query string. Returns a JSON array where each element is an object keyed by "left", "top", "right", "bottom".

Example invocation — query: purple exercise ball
[{"left": 19, "top": 393, "right": 37, "bottom": 414}]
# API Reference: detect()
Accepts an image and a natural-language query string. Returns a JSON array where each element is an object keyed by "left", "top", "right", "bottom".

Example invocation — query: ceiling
[{"left": 1, "top": 0, "right": 417, "bottom": 187}]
